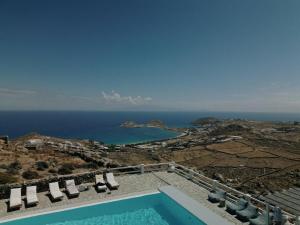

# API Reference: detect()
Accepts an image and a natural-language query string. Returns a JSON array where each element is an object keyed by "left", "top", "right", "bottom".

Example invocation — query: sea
[{"left": 0, "top": 111, "right": 300, "bottom": 144}]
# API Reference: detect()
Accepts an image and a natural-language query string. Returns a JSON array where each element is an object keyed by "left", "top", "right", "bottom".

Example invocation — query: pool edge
[
  {"left": 0, "top": 190, "right": 159, "bottom": 224},
  {"left": 159, "top": 185, "right": 234, "bottom": 225}
]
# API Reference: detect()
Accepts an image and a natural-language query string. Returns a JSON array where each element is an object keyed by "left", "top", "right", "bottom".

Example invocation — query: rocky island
[
  {"left": 120, "top": 120, "right": 166, "bottom": 129},
  {"left": 192, "top": 117, "right": 221, "bottom": 126}
]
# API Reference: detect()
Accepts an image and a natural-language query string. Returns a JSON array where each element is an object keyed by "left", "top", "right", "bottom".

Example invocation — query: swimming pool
[{"left": 0, "top": 192, "right": 207, "bottom": 225}]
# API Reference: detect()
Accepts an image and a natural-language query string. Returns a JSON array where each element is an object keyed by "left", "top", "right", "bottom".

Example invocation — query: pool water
[
  {"left": 1, "top": 193, "right": 206, "bottom": 225},
  {"left": 46, "top": 208, "right": 169, "bottom": 225}
]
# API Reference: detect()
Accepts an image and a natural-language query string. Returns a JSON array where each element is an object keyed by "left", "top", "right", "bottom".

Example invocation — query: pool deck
[{"left": 0, "top": 171, "right": 245, "bottom": 224}]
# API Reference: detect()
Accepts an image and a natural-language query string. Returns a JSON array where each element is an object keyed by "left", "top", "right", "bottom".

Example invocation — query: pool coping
[
  {"left": 159, "top": 186, "right": 234, "bottom": 225},
  {"left": 1, "top": 186, "right": 236, "bottom": 225},
  {"left": 0, "top": 190, "right": 159, "bottom": 224}
]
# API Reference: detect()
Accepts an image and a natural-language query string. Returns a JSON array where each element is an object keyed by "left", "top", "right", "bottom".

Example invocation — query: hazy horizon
[
  {"left": 1, "top": 110, "right": 300, "bottom": 116},
  {"left": 1, "top": 0, "right": 300, "bottom": 112}
]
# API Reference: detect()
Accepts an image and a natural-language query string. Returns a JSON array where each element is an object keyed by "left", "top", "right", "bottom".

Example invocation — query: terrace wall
[{"left": 0, "top": 165, "right": 142, "bottom": 199}]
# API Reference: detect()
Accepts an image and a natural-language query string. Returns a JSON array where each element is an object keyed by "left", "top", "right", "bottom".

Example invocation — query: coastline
[
  {"left": 118, "top": 119, "right": 189, "bottom": 145},
  {"left": 2, "top": 111, "right": 300, "bottom": 145},
  {"left": 121, "top": 129, "right": 188, "bottom": 146}
]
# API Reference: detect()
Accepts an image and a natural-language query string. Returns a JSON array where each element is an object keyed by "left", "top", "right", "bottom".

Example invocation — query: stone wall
[
  {"left": 0, "top": 166, "right": 142, "bottom": 199},
  {"left": 0, "top": 164, "right": 170, "bottom": 199},
  {"left": 0, "top": 170, "right": 101, "bottom": 199}
]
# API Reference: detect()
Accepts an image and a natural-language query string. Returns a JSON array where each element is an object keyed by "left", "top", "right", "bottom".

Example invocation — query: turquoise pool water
[{"left": 0, "top": 193, "right": 206, "bottom": 225}]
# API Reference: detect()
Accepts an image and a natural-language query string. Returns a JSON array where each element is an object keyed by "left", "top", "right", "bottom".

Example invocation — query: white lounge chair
[
  {"left": 95, "top": 174, "right": 107, "bottom": 192},
  {"left": 49, "top": 182, "right": 64, "bottom": 201},
  {"left": 105, "top": 173, "right": 119, "bottom": 189},
  {"left": 26, "top": 186, "right": 38, "bottom": 206},
  {"left": 9, "top": 188, "right": 22, "bottom": 210},
  {"left": 65, "top": 180, "right": 79, "bottom": 197}
]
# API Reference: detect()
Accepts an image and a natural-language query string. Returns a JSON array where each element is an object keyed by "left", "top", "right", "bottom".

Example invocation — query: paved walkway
[{"left": 0, "top": 172, "right": 244, "bottom": 224}]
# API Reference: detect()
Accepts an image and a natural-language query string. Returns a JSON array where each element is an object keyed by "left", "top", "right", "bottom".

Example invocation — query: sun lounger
[
  {"left": 65, "top": 180, "right": 79, "bottom": 197},
  {"left": 26, "top": 186, "right": 38, "bottom": 206},
  {"left": 95, "top": 174, "right": 107, "bottom": 192},
  {"left": 208, "top": 188, "right": 226, "bottom": 203},
  {"left": 226, "top": 197, "right": 248, "bottom": 214},
  {"left": 236, "top": 203, "right": 259, "bottom": 221},
  {"left": 249, "top": 211, "right": 273, "bottom": 225},
  {"left": 105, "top": 172, "right": 119, "bottom": 189},
  {"left": 9, "top": 188, "right": 22, "bottom": 210},
  {"left": 49, "top": 182, "right": 64, "bottom": 201}
]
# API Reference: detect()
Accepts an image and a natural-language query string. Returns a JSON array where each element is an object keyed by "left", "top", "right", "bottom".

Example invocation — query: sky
[{"left": 0, "top": 0, "right": 300, "bottom": 112}]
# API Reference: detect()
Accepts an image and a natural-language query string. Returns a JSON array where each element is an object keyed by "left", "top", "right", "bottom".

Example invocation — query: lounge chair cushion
[
  {"left": 95, "top": 175, "right": 106, "bottom": 185},
  {"left": 10, "top": 188, "right": 22, "bottom": 209},
  {"left": 65, "top": 180, "right": 79, "bottom": 196},
  {"left": 49, "top": 182, "right": 63, "bottom": 200},
  {"left": 26, "top": 186, "right": 38, "bottom": 205},
  {"left": 105, "top": 173, "right": 119, "bottom": 189}
]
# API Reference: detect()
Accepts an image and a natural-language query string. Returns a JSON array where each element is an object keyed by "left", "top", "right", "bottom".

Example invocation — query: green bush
[
  {"left": 108, "top": 144, "right": 116, "bottom": 152},
  {"left": 48, "top": 168, "right": 57, "bottom": 174},
  {"left": 58, "top": 163, "right": 75, "bottom": 175},
  {"left": 0, "top": 164, "right": 8, "bottom": 169},
  {"left": 8, "top": 160, "right": 22, "bottom": 170},
  {"left": 36, "top": 161, "right": 49, "bottom": 171},
  {"left": 0, "top": 172, "right": 18, "bottom": 184},
  {"left": 62, "top": 163, "right": 75, "bottom": 170},
  {"left": 81, "top": 162, "right": 99, "bottom": 169},
  {"left": 6, "top": 167, "right": 20, "bottom": 175},
  {"left": 22, "top": 170, "right": 39, "bottom": 180}
]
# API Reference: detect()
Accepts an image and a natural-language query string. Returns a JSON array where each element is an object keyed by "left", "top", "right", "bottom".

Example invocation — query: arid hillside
[
  {"left": 110, "top": 119, "right": 300, "bottom": 196},
  {"left": 0, "top": 134, "right": 107, "bottom": 184},
  {"left": 1, "top": 119, "right": 300, "bottom": 197}
]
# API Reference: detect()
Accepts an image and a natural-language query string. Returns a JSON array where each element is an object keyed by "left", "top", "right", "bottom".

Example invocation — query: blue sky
[{"left": 0, "top": 0, "right": 300, "bottom": 112}]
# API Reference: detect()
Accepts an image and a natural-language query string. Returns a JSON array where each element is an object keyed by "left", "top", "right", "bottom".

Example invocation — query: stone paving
[{"left": 0, "top": 171, "right": 245, "bottom": 224}]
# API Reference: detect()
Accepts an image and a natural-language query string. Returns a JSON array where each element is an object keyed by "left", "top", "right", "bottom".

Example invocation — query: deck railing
[
  {"left": 172, "top": 163, "right": 296, "bottom": 220},
  {"left": 103, "top": 162, "right": 296, "bottom": 219}
]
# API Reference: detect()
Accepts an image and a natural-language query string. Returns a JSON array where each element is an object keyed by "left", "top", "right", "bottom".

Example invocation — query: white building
[{"left": 25, "top": 139, "right": 44, "bottom": 150}]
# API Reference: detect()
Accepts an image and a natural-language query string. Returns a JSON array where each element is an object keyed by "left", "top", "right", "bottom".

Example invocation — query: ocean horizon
[{"left": 1, "top": 111, "right": 300, "bottom": 144}]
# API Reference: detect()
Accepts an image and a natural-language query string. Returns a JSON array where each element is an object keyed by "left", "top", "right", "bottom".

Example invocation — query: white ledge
[{"left": 159, "top": 185, "right": 234, "bottom": 225}]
